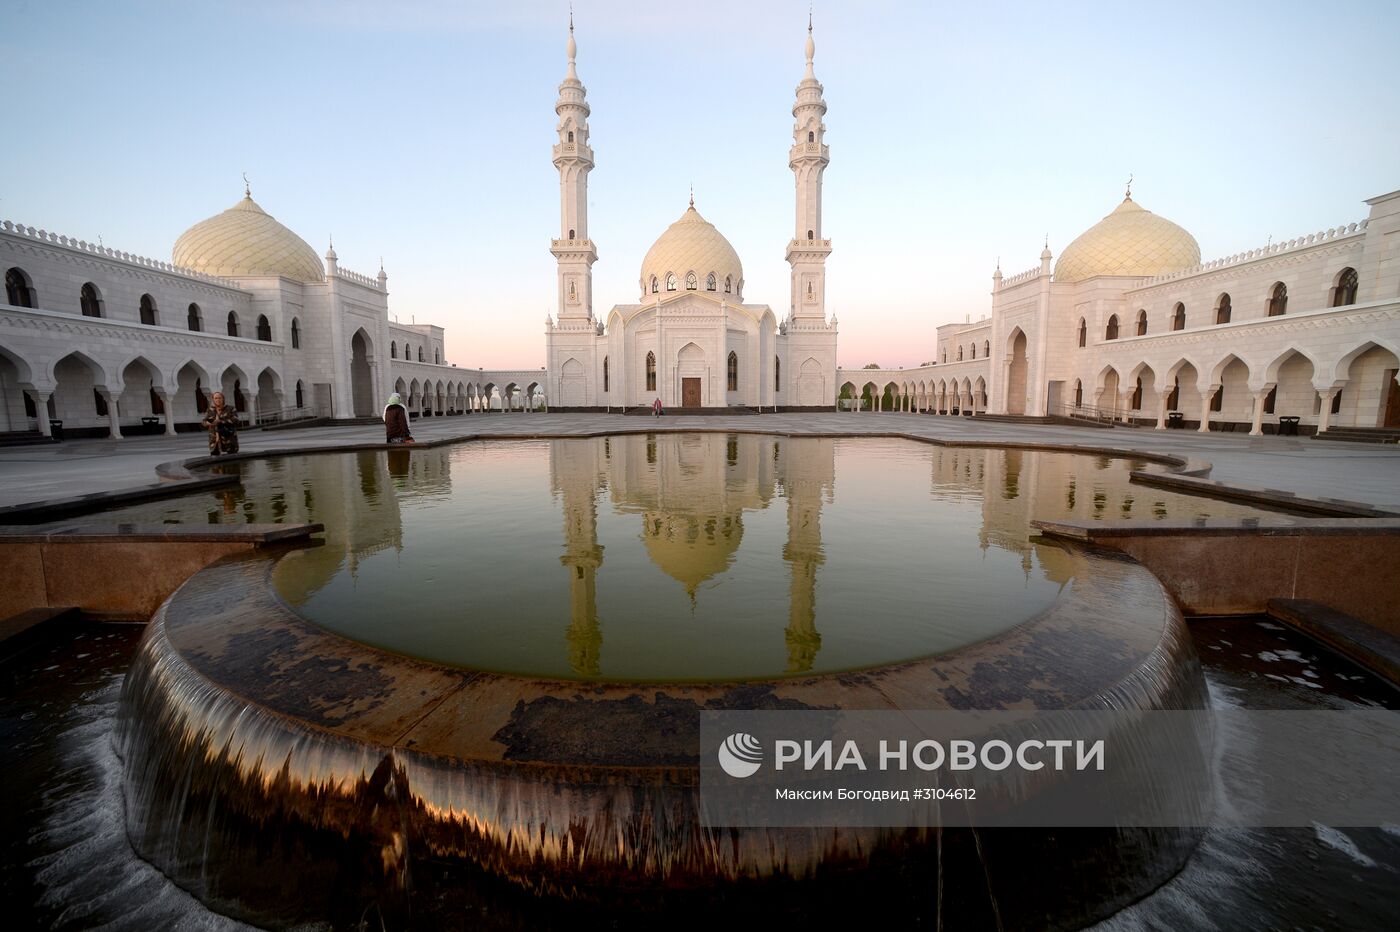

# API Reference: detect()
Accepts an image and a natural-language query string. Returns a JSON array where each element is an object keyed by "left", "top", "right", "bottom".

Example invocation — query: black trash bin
[
  {"left": 1167, "top": 412, "right": 1185, "bottom": 429},
  {"left": 48, "top": 419, "right": 63, "bottom": 441},
  {"left": 1278, "top": 416, "right": 1300, "bottom": 436}
]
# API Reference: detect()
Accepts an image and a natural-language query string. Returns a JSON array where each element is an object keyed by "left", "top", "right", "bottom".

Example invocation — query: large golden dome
[
  {"left": 173, "top": 194, "right": 324, "bottom": 282},
  {"left": 639, "top": 202, "right": 743, "bottom": 301},
  {"left": 1054, "top": 195, "right": 1199, "bottom": 283}
]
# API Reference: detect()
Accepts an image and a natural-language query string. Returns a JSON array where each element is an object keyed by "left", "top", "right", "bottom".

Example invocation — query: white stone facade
[{"left": 838, "top": 190, "right": 1400, "bottom": 433}]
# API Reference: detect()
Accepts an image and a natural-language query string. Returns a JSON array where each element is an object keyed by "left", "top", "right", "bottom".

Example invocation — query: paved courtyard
[{"left": 2, "top": 412, "right": 1399, "bottom": 511}]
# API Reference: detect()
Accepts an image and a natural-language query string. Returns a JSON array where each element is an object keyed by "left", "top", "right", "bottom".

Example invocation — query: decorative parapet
[
  {"left": 550, "top": 238, "right": 594, "bottom": 249},
  {"left": 1, "top": 219, "right": 241, "bottom": 289},
  {"left": 1000, "top": 265, "right": 1041, "bottom": 288},
  {"left": 334, "top": 266, "right": 382, "bottom": 290},
  {"left": 1132, "top": 221, "right": 1368, "bottom": 289}
]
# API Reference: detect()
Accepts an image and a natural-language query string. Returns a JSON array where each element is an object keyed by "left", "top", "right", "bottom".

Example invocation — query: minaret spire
[
  {"left": 550, "top": 9, "right": 598, "bottom": 325},
  {"left": 786, "top": 15, "right": 831, "bottom": 321}
]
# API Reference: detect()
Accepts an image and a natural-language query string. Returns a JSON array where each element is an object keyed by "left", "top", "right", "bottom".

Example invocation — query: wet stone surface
[{"left": 2, "top": 617, "right": 1398, "bottom": 930}]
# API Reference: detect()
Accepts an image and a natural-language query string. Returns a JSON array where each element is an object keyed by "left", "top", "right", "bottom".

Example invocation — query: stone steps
[
  {"left": 1314, "top": 427, "right": 1400, "bottom": 444},
  {"left": 0, "top": 430, "right": 59, "bottom": 447}
]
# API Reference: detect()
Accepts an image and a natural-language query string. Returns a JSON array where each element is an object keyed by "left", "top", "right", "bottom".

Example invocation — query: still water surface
[{"left": 97, "top": 434, "right": 1279, "bottom": 680}]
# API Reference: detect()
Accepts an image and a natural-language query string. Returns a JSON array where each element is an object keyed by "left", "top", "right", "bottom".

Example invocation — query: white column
[
  {"left": 1317, "top": 389, "right": 1338, "bottom": 433},
  {"left": 101, "top": 388, "right": 122, "bottom": 440},
  {"left": 1249, "top": 389, "right": 1268, "bottom": 436},
  {"left": 28, "top": 390, "right": 52, "bottom": 437},
  {"left": 157, "top": 389, "right": 176, "bottom": 436},
  {"left": 1198, "top": 386, "right": 1214, "bottom": 433},
  {"left": 1155, "top": 391, "right": 1168, "bottom": 430}
]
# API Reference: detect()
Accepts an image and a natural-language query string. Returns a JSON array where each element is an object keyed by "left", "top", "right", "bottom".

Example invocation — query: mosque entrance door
[{"left": 682, "top": 378, "right": 701, "bottom": 407}]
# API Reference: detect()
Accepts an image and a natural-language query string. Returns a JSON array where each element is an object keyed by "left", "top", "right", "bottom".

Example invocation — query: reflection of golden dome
[
  {"left": 173, "top": 195, "right": 325, "bottom": 282},
  {"left": 639, "top": 203, "right": 744, "bottom": 301},
  {"left": 641, "top": 511, "right": 743, "bottom": 596},
  {"left": 1054, "top": 196, "right": 1199, "bottom": 283}
]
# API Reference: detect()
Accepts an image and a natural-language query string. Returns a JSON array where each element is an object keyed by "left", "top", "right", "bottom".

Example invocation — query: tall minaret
[
  {"left": 550, "top": 13, "right": 597, "bottom": 324},
  {"left": 786, "top": 15, "right": 832, "bottom": 322}
]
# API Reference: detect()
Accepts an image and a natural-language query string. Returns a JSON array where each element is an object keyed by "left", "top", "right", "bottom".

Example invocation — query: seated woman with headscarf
[{"left": 384, "top": 393, "right": 414, "bottom": 444}]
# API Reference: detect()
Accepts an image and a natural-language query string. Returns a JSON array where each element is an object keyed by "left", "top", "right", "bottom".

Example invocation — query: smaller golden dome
[
  {"left": 639, "top": 203, "right": 744, "bottom": 301},
  {"left": 1054, "top": 196, "right": 1200, "bottom": 283},
  {"left": 173, "top": 195, "right": 325, "bottom": 283}
]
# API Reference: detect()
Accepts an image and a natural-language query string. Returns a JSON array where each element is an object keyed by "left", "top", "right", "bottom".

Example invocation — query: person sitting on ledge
[
  {"left": 201, "top": 391, "right": 240, "bottom": 456},
  {"left": 384, "top": 392, "right": 414, "bottom": 444}
]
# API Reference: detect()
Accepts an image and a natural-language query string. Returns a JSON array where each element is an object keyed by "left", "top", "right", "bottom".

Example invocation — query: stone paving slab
[{"left": 1, "top": 413, "right": 1399, "bottom": 510}]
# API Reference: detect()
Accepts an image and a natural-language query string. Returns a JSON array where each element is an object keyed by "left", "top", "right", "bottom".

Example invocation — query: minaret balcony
[
  {"left": 552, "top": 142, "right": 594, "bottom": 164},
  {"left": 786, "top": 238, "right": 832, "bottom": 259},
  {"left": 788, "top": 143, "right": 829, "bottom": 163}
]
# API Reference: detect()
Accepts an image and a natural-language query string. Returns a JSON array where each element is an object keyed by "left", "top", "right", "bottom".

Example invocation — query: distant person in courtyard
[
  {"left": 652, "top": 396, "right": 663, "bottom": 417},
  {"left": 201, "top": 391, "right": 240, "bottom": 456},
  {"left": 384, "top": 392, "right": 414, "bottom": 443}
]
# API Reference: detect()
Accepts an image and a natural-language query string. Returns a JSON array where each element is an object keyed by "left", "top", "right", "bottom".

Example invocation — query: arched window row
[{"left": 652, "top": 271, "right": 731, "bottom": 295}]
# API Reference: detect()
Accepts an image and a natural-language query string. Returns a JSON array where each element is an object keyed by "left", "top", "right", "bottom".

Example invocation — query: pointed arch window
[
  {"left": 391, "top": 341, "right": 398, "bottom": 359},
  {"left": 957, "top": 346, "right": 964, "bottom": 361},
  {"left": 81, "top": 283, "right": 104, "bottom": 318},
  {"left": 603, "top": 356, "right": 610, "bottom": 392},
  {"left": 5, "top": 268, "right": 35, "bottom": 308},
  {"left": 807, "top": 131, "right": 814, "bottom": 142},
  {"left": 706, "top": 272, "right": 716, "bottom": 291},
  {"left": 727, "top": 352, "right": 738, "bottom": 391},
  {"left": 1172, "top": 303, "right": 1186, "bottom": 331},
  {"left": 567, "top": 130, "right": 575, "bottom": 143},
  {"left": 1077, "top": 318, "right": 1086, "bottom": 347},
  {"left": 1074, "top": 379, "right": 1083, "bottom": 407},
  {"left": 295, "top": 380, "right": 305, "bottom": 408},
  {"left": 984, "top": 340, "right": 990, "bottom": 358},
  {"left": 1267, "top": 282, "right": 1288, "bottom": 317},
  {"left": 970, "top": 343, "right": 977, "bottom": 360},
  {"left": 291, "top": 317, "right": 301, "bottom": 348},
  {"left": 1215, "top": 294, "right": 1231, "bottom": 325},
  {"left": 435, "top": 347, "right": 441, "bottom": 364},
  {"left": 775, "top": 356, "right": 781, "bottom": 392},
  {"left": 1135, "top": 309, "right": 1147, "bottom": 336},
  {"left": 187, "top": 302, "right": 201, "bottom": 331},
  {"left": 685, "top": 271, "right": 698, "bottom": 290},
  {"left": 650, "top": 275, "right": 659, "bottom": 294},
  {"left": 645, "top": 351, "right": 656, "bottom": 391},
  {"left": 1105, "top": 314, "right": 1120, "bottom": 341},
  {"left": 666, "top": 273, "right": 676, "bottom": 292},
  {"left": 1332, "top": 268, "right": 1358, "bottom": 307},
  {"left": 418, "top": 346, "right": 424, "bottom": 362},
  {"left": 226, "top": 311, "right": 239, "bottom": 337},
  {"left": 256, "top": 314, "right": 272, "bottom": 341},
  {"left": 140, "top": 294, "right": 158, "bottom": 325}
]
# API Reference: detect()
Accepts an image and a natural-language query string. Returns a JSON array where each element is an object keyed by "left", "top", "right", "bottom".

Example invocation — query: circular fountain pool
[{"left": 107, "top": 433, "right": 1273, "bottom": 929}]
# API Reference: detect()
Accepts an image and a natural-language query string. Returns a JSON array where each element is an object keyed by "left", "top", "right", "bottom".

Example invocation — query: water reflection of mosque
[
  {"left": 252, "top": 447, "right": 453, "bottom": 602},
  {"left": 551, "top": 433, "right": 834, "bottom": 676}
]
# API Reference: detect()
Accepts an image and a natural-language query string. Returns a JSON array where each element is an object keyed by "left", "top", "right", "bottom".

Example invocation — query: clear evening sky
[{"left": 2, "top": 0, "right": 1396, "bottom": 369}]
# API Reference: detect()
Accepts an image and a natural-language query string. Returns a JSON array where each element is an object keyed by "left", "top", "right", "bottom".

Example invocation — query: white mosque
[
  {"left": 543, "top": 20, "right": 838, "bottom": 411},
  {"left": 1, "top": 18, "right": 1398, "bottom": 438}
]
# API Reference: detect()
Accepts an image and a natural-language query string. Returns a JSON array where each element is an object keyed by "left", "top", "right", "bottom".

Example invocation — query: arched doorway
[
  {"left": 1006, "top": 329, "right": 1028, "bottom": 415},
  {"left": 350, "top": 330, "right": 373, "bottom": 417}
]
